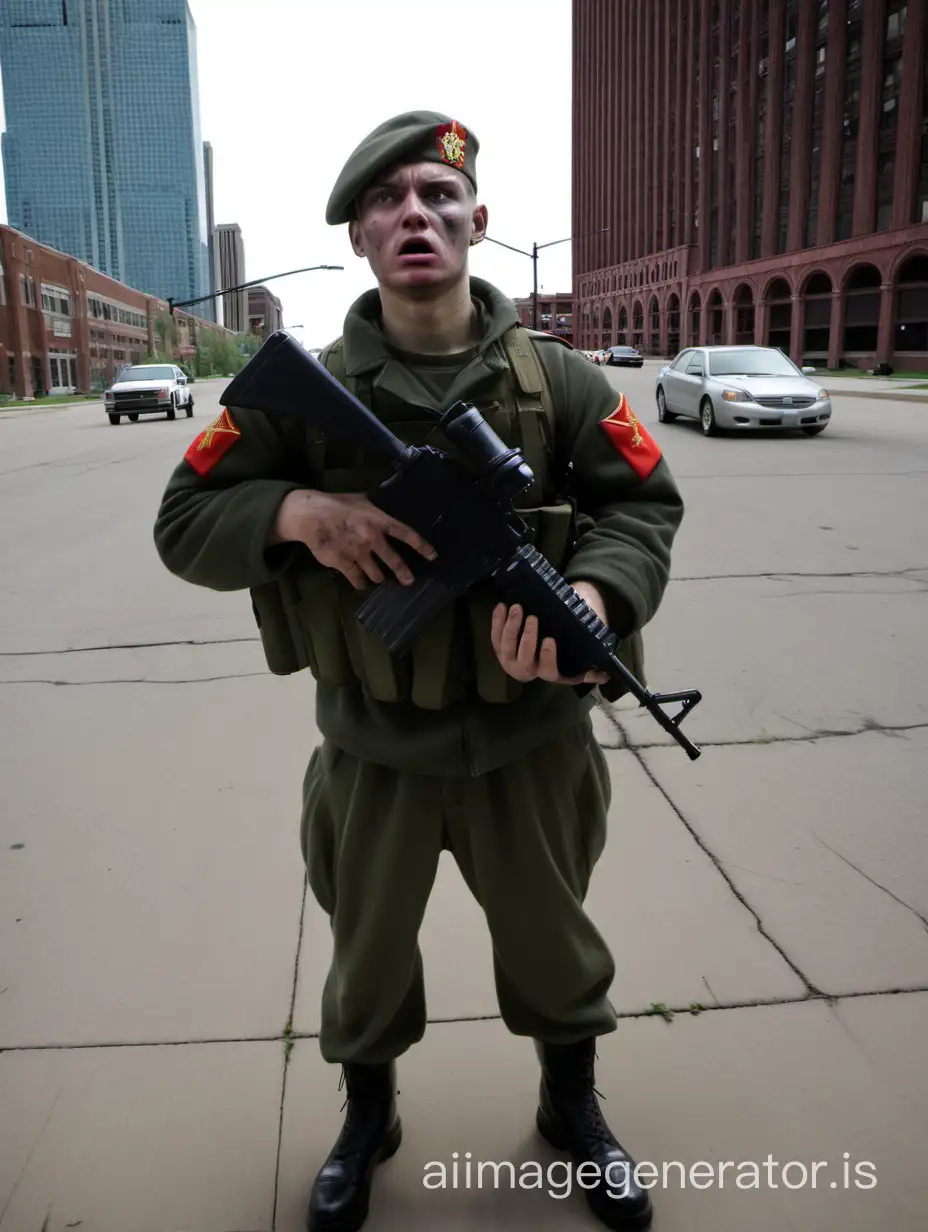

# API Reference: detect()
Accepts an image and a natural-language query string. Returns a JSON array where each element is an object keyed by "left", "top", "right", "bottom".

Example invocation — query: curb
[
  {"left": 825, "top": 389, "right": 928, "bottom": 402},
  {"left": 0, "top": 400, "right": 103, "bottom": 419}
]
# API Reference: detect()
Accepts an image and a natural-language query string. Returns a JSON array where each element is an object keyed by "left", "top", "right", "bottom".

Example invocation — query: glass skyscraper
[{"left": 0, "top": 0, "right": 212, "bottom": 318}]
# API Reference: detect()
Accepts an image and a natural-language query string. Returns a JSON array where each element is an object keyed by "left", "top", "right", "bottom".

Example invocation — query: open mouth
[{"left": 398, "top": 237, "right": 436, "bottom": 257}]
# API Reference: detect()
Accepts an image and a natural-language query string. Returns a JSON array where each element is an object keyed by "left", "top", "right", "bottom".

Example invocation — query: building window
[
  {"left": 709, "top": 7, "right": 721, "bottom": 269},
  {"left": 694, "top": 15, "right": 702, "bottom": 248},
  {"left": 778, "top": 0, "right": 800, "bottom": 253},
  {"left": 876, "top": 3, "right": 906, "bottom": 231},
  {"left": 753, "top": 9, "right": 769, "bottom": 258},
  {"left": 917, "top": 24, "right": 928, "bottom": 224},
  {"left": 836, "top": 2, "right": 864, "bottom": 241},
  {"left": 41, "top": 284, "right": 71, "bottom": 316},
  {"left": 0, "top": 260, "right": 5, "bottom": 306},
  {"left": 20, "top": 274, "right": 37, "bottom": 307},
  {"left": 726, "top": 0, "right": 740, "bottom": 267},
  {"left": 806, "top": 3, "right": 829, "bottom": 247}
]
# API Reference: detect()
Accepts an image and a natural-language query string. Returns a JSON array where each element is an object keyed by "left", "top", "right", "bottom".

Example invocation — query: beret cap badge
[{"left": 436, "top": 121, "right": 467, "bottom": 169}]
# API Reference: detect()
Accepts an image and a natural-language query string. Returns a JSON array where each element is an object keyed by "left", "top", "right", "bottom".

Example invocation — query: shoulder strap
[
  {"left": 497, "top": 324, "right": 566, "bottom": 504},
  {"left": 319, "top": 336, "right": 348, "bottom": 385},
  {"left": 500, "top": 325, "right": 556, "bottom": 437}
]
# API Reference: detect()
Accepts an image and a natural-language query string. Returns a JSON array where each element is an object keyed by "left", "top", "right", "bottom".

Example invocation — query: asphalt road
[{"left": 1, "top": 365, "right": 927, "bottom": 1231}]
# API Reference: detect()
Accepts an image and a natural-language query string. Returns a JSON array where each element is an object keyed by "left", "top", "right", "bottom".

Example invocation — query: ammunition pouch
[{"left": 250, "top": 498, "right": 579, "bottom": 709}]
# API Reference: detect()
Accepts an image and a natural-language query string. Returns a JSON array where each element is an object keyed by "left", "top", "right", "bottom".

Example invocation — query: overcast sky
[{"left": 0, "top": 0, "right": 575, "bottom": 347}]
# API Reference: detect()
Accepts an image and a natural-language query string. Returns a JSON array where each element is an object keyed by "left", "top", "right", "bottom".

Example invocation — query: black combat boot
[
  {"left": 535, "top": 1038, "right": 653, "bottom": 1230},
  {"left": 306, "top": 1059, "right": 402, "bottom": 1232}
]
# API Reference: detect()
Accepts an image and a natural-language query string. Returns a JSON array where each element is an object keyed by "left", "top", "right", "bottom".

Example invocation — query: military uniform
[{"left": 153, "top": 112, "right": 682, "bottom": 1232}]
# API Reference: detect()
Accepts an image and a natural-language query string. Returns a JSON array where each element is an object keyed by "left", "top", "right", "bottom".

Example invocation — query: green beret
[{"left": 326, "top": 110, "right": 479, "bottom": 225}]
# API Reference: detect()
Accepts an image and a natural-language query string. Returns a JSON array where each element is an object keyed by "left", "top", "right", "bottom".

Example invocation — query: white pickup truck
[{"left": 103, "top": 363, "right": 194, "bottom": 425}]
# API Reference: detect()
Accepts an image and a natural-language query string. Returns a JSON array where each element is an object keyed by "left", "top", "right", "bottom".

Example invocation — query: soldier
[{"left": 153, "top": 111, "right": 684, "bottom": 1232}]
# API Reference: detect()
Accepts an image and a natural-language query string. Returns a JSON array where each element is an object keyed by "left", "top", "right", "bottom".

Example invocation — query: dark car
[{"left": 604, "top": 346, "right": 643, "bottom": 367}]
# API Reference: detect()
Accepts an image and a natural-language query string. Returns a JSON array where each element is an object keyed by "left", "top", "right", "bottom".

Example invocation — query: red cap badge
[
  {"left": 600, "top": 395, "right": 662, "bottom": 480},
  {"left": 436, "top": 120, "right": 467, "bottom": 169},
  {"left": 184, "top": 408, "right": 241, "bottom": 476}
]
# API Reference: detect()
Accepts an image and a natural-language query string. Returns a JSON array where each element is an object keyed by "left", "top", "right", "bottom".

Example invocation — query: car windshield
[
  {"left": 612, "top": 347, "right": 636, "bottom": 353},
  {"left": 708, "top": 350, "right": 799, "bottom": 377},
  {"left": 118, "top": 366, "right": 174, "bottom": 381}
]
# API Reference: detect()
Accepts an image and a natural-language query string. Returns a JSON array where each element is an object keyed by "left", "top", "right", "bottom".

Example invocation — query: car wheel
[
  {"left": 167, "top": 398, "right": 176, "bottom": 421},
  {"left": 186, "top": 398, "right": 194, "bottom": 418},
  {"left": 657, "top": 386, "right": 677, "bottom": 423},
  {"left": 802, "top": 425, "right": 827, "bottom": 436},
  {"left": 700, "top": 397, "right": 718, "bottom": 436},
  {"left": 107, "top": 413, "right": 120, "bottom": 425},
  {"left": 128, "top": 413, "right": 139, "bottom": 422}
]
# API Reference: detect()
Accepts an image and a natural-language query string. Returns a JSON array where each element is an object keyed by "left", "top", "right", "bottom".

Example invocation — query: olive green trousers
[{"left": 299, "top": 720, "right": 618, "bottom": 1064}]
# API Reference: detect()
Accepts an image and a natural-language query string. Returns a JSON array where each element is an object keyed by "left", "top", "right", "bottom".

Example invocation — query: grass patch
[
  {"left": 0, "top": 393, "right": 100, "bottom": 411},
  {"left": 645, "top": 1002, "right": 675, "bottom": 1023},
  {"left": 817, "top": 368, "right": 928, "bottom": 381}
]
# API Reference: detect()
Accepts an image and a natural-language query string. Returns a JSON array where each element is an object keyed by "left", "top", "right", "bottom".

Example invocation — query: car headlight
[
  {"left": 814, "top": 388, "right": 830, "bottom": 401},
  {"left": 722, "top": 389, "right": 752, "bottom": 401},
  {"left": 104, "top": 391, "right": 114, "bottom": 402}
]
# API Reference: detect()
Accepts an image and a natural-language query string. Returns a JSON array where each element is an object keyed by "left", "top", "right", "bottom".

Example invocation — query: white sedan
[
  {"left": 655, "top": 346, "right": 832, "bottom": 436},
  {"left": 103, "top": 363, "right": 194, "bottom": 425}
]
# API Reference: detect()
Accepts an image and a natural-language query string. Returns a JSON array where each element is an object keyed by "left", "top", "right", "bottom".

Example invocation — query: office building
[
  {"left": 216, "top": 223, "right": 247, "bottom": 333},
  {"left": 248, "top": 286, "right": 283, "bottom": 338},
  {"left": 512, "top": 292, "right": 574, "bottom": 343},
  {"left": 0, "top": 0, "right": 212, "bottom": 318},
  {"left": 572, "top": 0, "right": 928, "bottom": 370},
  {"left": 203, "top": 141, "right": 220, "bottom": 325}
]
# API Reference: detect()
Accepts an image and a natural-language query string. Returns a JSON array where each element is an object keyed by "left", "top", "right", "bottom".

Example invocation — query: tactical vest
[{"left": 250, "top": 325, "right": 583, "bottom": 709}]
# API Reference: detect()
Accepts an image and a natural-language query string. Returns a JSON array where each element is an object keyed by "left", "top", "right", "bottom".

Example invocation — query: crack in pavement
[
  {"left": 618, "top": 719, "right": 928, "bottom": 751},
  {"left": 0, "top": 637, "right": 260, "bottom": 658},
  {"left": 809, "top": 830, "right": 928, "bottom": 936},
  {"left": 0, "top": 1084, "right": 60, "bottom": 1228},
  {"left": 618, "top": 732, "right": 822, "bottom": 995},
  {"left": 272, "top": 877, "right": 308, "bottom": 1232},
  {"left": 672, "top": 469, "right": 928, "bottom": 480},
  {"left": 0, "top": 674, "right": 269, "bottom": 687},
  {"left": 0, "top": 454, "right": 142, "bottom": 480},
  {"left": 3, "top": 986, "right": 928, "bottom": 1055},
  {"left": 671, "top": 566, "right": 928, "bottom": 584}
]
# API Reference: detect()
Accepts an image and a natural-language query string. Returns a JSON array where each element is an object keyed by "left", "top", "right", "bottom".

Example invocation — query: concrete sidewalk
[{"left": 2, "top": 383, "right": 927, "bottom": 1232}]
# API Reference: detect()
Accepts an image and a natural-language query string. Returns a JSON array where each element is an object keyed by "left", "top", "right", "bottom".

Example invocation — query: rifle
[{"left": 221, "top": 330, "right": 703, "bottom": 760}]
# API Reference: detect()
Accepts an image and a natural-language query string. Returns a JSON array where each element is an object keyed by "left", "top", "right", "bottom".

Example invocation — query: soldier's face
[{"left": 349, "top": 163, "right": 487, "bottom": 295}]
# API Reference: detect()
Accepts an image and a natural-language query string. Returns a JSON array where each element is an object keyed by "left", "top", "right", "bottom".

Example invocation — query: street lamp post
[
  {"left": 167, "top": 264, "right": 344, "bottom": 318},
  {"left": 483, "top": 228, "right": 610, "bottom": 330}
]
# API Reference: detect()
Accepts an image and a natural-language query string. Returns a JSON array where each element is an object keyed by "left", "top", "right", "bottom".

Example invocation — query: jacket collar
[{"left": 340, "top": 276, "right": 520, "bottom": 383}]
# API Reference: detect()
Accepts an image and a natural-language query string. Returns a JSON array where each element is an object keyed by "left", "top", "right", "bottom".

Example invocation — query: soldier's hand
[
  {"left": 270, "top": 489, "right": 436, "bottom": 589},
  {"left": 490, "top": 582, "right": 612, "bottom": 687}
]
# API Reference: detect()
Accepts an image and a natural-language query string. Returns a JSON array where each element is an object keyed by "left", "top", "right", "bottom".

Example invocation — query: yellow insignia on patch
[
  {"left": 436, "top": 120, "right": 467, "bottom": 169},
  {"left": 184, "top": 408, "right": 241, "bottom": 475}
]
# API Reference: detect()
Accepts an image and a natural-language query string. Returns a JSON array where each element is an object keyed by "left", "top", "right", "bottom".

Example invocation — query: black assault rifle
[{"left": 221, "top": 330, "right": 703, "bottom": 760}]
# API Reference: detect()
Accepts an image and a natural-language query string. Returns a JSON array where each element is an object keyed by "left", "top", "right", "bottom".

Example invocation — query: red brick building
[
  {"left": 512, "top": 292, "right": 574, "bottom": 343},
  {"left": 247, "top": 285, "right": 283, "bottom": 339},
  {"left": 572, "top": 0, "right": 928, "bottom": 371},
  {"left": 0, "top": 225, "right": 233, "bottom": 400}
]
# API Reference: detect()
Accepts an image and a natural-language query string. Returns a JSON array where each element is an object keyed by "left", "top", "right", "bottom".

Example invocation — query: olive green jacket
[{"left": 153, "top": 277, "right": 685, "bottom": 775}]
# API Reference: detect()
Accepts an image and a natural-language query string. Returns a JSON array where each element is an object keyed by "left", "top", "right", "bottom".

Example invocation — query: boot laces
[
  {"left": 555, "top": 1052, "right": 617, "bottom": 1145},
  {"left": 331, "top": 1066, "right": 391, "bottom": 1160}
]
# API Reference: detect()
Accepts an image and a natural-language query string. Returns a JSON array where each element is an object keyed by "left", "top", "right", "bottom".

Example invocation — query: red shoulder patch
[
  {"left": 600, "top": 395, "right": 662, "bottom": 481},
  {"left": 184, "top": 408, "right": 241, "bottom": 476}
]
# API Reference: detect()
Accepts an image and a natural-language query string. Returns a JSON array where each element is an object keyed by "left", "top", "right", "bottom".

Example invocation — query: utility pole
[{"left": 484, "top": 229, "right": 610, "bottom": 330}]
